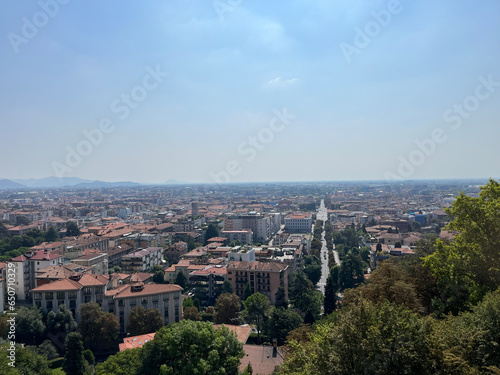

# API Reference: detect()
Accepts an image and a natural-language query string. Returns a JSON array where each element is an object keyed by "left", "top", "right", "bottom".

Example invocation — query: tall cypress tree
[{"left": 63, "top": 332, "right": 85, "bottom": 375}]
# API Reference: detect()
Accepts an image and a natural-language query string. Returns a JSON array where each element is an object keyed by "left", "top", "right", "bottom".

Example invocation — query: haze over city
[{"left": 1, "top": 0, "right": 500, "bottom": 184}]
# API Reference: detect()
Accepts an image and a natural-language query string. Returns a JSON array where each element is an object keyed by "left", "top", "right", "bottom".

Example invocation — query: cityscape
[{"left": 2, "top": 0, "right": 500, "bottom": 374}]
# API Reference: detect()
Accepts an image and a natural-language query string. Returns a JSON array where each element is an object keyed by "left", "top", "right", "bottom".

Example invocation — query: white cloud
[{"left": 265, "top": 76, "right": 300, "bottom": 89}]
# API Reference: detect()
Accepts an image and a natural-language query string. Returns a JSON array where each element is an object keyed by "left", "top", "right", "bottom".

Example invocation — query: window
[
  {"left": 46, "top": 301, "right": 53, "bottom": 310},
  {"left": 153, "top": 303, "right": 158, "bottom": 309},
  {"left": 152, "top": 295, "right": 159, "bottom": 302},
  {"left": 57, "top": 292, "right": 65, "bottom": 300},
  {"left": 45, "top": 292, "right": 53, "bottom": 300},
  {"left": 130, "top": 298, "right": 137, "bottom": 307},
  {"left": 163, "top": 293, "right": 169, "bottom": 301},
  {"left": 69, "top": 300, "right": 76, "bottom": 308},
  {"left": 34, "top": 292, "right": 42, "bottom": 300},
  {"left": 68, "top": 291, "right": 77, "bottom": 300}
]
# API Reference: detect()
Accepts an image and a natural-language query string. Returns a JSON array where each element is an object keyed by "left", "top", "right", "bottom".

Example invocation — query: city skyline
[{"left": 1, "top": 0, "right": 500, "bottom": 183}]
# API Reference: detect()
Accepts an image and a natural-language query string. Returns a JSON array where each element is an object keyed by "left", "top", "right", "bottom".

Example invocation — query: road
[{"left": 315, "top": 199, "right": 340, "bottom": 294}]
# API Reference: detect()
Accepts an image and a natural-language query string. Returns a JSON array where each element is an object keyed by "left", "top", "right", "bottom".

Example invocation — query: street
[{"left": 315, "top": 199, "right": 340, "bottom": 294}]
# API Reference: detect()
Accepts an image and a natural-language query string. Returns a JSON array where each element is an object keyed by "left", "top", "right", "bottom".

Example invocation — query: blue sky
[{"left": 1, "top": 0, "right": 499, "bottom": 183}]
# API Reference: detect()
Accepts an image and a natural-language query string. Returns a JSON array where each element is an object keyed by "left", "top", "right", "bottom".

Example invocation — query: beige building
[
  {"left": 71, "top": 252, "right": 109, "bottom": 275},
  {"left": 104, "top": 283, "right": 183, "bottom": 333},
  {"left": 226, "top": 261, "right": 288, "bottom": 304}
]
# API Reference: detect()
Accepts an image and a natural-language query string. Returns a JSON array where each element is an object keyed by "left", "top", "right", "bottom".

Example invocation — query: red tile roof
[{"left": 110, "top": 283, "right": 182, "bottom": 299}]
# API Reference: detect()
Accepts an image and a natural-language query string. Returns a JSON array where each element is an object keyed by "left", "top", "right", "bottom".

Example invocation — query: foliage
[
  {"left": 203, "top": 223, "right": 220, "bottom": 245},
  {"left": 343, "top": 261, "right": 424, "bottom": 313},
  {"left": 96, "top": 347, "right": 142, "bottom": 375},
  {"left": 288, "top": 272, "right": 323, "bottom": 321},
  {"left": 424, "top": 179, "right": 500, "bottom": 307},
  {"left": 175, "top": 271, "right": 187, "bottom": 289},
  {"left": 324, "top": 273, "right": 338, "bottom": 315},
  {"left": 280, "top": 300, "right": 435, "bottom": 375},
  {"left": 242, "top": 293, "right": 271, "bottom": 344},
  {"left": 16, "top": 306, "right": 45, "bottom": 345},
  {"left": 0, "top": 342, "right": 52, "bottom": 375},
  {"left": 266, "top": 307, "right": 302, "bottom": 346},
  {"left": 45, "top": 226, "right": 59, "bottom": 242},
  {"left": 66, "top": 221, "right": 81, "bottom": 236},
  {"left": 275, "top": 286, "right": 288, "bottom": 309},
  {"left": 47, "top": 304, "right": 77, "bottom": 334},
  {"left": 243, "top": 282, "right": 253, "bottom": 301},
  {"left": 79, "top": 302, "right": 119, "bottom": 351},
  {"left": 127, "top": 307, "right": 164, "bottom": 336},
  {"left": 138, "top": 320, "right": 244, "bottom": 375},
  {"left": 214, "top": 293, "right": 241, "bottom": 324},
  {"left": 338, "top": 251, "right": 364, "bottom": 290},
  {"left": 303, "top": 255, "right": 322, "bottom": 286},
  {"left": 33, "top": 339, "right": 59, "bottom": 360},
  {"left": 63, "top": 332, "right": 86, "bottom": 375},
  {"left": 222, "top": 280, "right": 233, "bottom": 294},
  {"left": 183, "top": 306, "right": 202, "bottom": 321}
]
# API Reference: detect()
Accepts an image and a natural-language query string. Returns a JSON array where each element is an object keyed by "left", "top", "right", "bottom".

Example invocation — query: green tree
[
  {"left": 204, "top": 223, "right": 220, "bottom": 245},
  {"left": 289, "top": 272, "right": 323, "bottom": 321},
  {"left": 183, "top": 297, "right": 194, "bottom": 308},
  {"left": 15, "top": 215, "right": 30, "bottom": 226},
  {"left": 66, "top": 221, "right": 81, "bottom": 236},
  {"left": 324, "top": 273, "right": 337, "bottom": 315},
  {"left": 214, "top": 293, "right": 241, "bottom": 324},
  {"left": 175, "top": 271, "right": 187, "bottom": 289},
  {"left": 339, "top": 251, "right": 364, "bottom": 290},
  {"left": 222, "top": 280, "right": 233, "bottom": 294},
  {"left": 63, "top": 332, "right": 86, "bottom": 375},
  {"left": 153, "top": 269, "right": 165, "bottom": 284},
  {"left": 45, "top": 226, "right": 59, "bottom": 242},
  {"left": 266, "top": 307, "right": 302, "bottom": 345},
  {"left": 47, "top": 303, "right": 77, "bottom": 334},
  {"left": 343, "top": 261, "right": 424, "bottom": 313},
  {"left": 275, "top": 286, "right": 288, "bottom": 309},
  {"left": 96, "top": 347, "right": 142, "bottom": 375},
  {"left": 127, "top": 307, "right": 163, "bottom": 336},
  {"left": 139, "top": 320, "right": 244, "bottom": 375},
  {"left": 83, "top": 348, "right": 95, "bottom": 366},
  {"left": 425, "top": 179, "right": 500, "bottom": 306},
  {"left": 79, "top": 302, "right": 119, "bottom": 351},
  {"left": 281, "top": 300, "right": 435, "bottom": 375},
  {"left": 16, "top": 306, "right": 45, "bottom": 345},
  {"left": 183, "top": 306, "right": 202, "bottom": 321},
  {"left": 0, "top": 343, "right": 52, "bottom": 375},
  {"left": 242, "top": 293, "right": 271, "bottom": 344},
  {"left": 33, "top": 340, "right": 59, "bottom": 360},
  {"left": 303, "top": 255, "right": 322, "bottom": 286},
  {"left": 243, "top": 282, "right": 253, "bottom": 301}
]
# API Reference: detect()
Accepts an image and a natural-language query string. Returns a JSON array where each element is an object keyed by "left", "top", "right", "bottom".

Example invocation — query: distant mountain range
[{"left": 0, "top": 177, "right": 142, "bottom": 190}]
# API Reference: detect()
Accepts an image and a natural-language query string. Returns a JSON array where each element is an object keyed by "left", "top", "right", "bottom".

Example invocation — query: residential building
[
  {"left": 221, "top": 230, "right": 253, "bottom": 245},
  {"left": 121, "top": 247, "right": 164, "bottom": 272},
  {"left": 226, "top": 261, "right": 288, "bottom": 304},
  {"left": 31, "top": 274, "right": 109, "bottom": 320},
  {"left": 104, "top": 283, "right": 183, "bottom": 332},
  {"left": 284, "top": 213, "right": 312, "bottom": 233},
  {"left": 71, "top": 252, "right": 109, "bottom": 275}
]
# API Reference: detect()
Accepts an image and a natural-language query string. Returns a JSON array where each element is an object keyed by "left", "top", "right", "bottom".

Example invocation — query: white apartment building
[{"left": 284, "top": 214, "right": 313, "bottom": 233}]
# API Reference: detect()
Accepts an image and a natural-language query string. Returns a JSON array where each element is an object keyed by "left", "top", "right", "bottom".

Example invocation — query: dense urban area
[{"left": 0, "top": 178, "right": 499, "bottom": 374}]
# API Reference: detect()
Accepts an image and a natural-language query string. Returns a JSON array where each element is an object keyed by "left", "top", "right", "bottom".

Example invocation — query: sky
[{"left": 1, "top": 0, "right": 499, "bottom": 184}]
